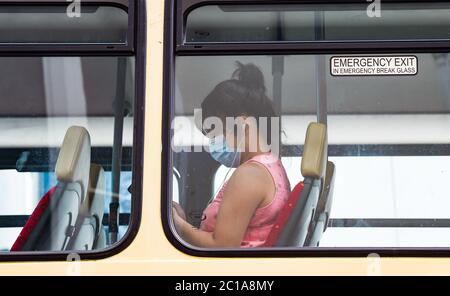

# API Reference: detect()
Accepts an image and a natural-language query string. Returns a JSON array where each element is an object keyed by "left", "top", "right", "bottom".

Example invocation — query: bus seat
[
  {"left": 67, "top": 164, "right": 106, "bottom": 250},
  {"left": 11, "top": 126, "right": 91, "bottom": 251},
  {"left": 305, "top": 161, "right": 335, "bottom": 247},
  {"left": 96, "top": 227, "right": 107, "bottom": 249},
  {"left": 265, "top": 122, "right": 327, "bottom": 247}
]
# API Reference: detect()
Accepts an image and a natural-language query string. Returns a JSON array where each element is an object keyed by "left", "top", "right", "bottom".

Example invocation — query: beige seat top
[
  {"left": 301, "top": 122, "right": 327, "bottom": 179},
  {"left": 55, "top": 126, "right": 91, "bottom": 203}
]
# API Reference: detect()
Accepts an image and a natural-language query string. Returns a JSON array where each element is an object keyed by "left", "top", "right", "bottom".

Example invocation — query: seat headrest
[
  {"left": 55, "top": 126, "right": 91, "bottom": 200},
  {"left": 80, "top": 164, "right": 105, "bottom": 219},
  {"left": 301, "top": 122, "right": 327, "bottom": 179}
]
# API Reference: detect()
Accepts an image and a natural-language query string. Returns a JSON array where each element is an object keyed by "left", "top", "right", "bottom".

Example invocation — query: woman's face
[
  {"left": 223, "top": 117, "right": 260, "bottom": 154},
  {"left": 202, "top": 114, "right": 263, "bottom": 154}
]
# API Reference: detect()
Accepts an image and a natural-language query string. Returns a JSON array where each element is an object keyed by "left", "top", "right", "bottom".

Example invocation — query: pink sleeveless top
[{"left": 200, "top": 153, "right": 291, "bottom": 247}]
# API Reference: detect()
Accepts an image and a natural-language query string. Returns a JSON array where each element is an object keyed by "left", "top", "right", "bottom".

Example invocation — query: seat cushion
[
  {"left": 10, "top": 186, "right": 57, "bottom": 251},
  {"left": 301, "top": 122, "right": 327, "bottom": 179},
  {"left": 263, "top": 181, "right": 304, "bottom": 247}
]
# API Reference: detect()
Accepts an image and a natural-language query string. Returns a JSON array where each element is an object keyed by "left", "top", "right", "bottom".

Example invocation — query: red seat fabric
[
  {"left": 10, "top": 186, "right": 57, "bottom": 251},
  {"left": 263, "top": 181, "right": 305, "bottom": 247}
]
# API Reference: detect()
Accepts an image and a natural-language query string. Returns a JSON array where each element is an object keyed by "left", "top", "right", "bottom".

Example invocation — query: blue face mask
[{"left": 208, "top": 135, "right": 241, "bottom": 168}]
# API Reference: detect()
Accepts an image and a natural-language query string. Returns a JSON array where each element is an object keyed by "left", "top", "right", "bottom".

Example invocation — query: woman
[{"left": 172, "top": 62, "right": 291, "bottom": 248}]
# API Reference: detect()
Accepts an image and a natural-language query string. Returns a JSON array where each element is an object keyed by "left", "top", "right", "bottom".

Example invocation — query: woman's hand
[
  {"left": 169, "top": 162, "right": 271, "bottom": 248},
  {"left": 172, "top": 201, "right": 187, "bottom": 221},
  {"left": 172, "top": 206, "right": 186, "bottom": 236}
]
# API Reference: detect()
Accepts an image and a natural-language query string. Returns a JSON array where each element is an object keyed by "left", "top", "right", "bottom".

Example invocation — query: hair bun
[{"left": 232, "top": 61, "right": 266, "bottom": 93}]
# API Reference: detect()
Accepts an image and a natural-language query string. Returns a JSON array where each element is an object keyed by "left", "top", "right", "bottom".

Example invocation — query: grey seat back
[
  {"left": 275, "top": 122, "right": 327, "bottom": 247},
  {"left": 305, "top": 161, "right": 336, "bottom": 247},
  {"left": 22, "top": 126, "right": 91, "bottom": 251},
  {"left": 67, "top": 164, "right": 106, "bottom": 251}
]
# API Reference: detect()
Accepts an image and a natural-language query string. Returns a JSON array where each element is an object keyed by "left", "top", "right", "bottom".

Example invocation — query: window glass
[
  {"left": 0, "top": 5, "right": 128, "bottom": 44},
  {"left": 172, "top": 52, "right": 450, "bottom": 248},
  {"left": 186, "top": 4, "right": 450, "bottom": 43},
  {"left": 0, "top": 56, "right": 134, "bottom": 252}
]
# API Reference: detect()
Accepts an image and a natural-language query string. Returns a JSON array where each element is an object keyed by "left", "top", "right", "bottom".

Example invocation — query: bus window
[
  {"left": 170, "top": 52, "right": 450, "bottom": 249},
  {"left": 186, "top": 3, "right": 450, "bottom": 43},
  {"left": 171, "top": 55, "right": 316, "bottom": 248}
]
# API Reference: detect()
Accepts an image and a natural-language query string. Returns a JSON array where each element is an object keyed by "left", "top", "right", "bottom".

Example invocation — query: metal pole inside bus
[
  {"left": 272, "top": 11, "right": 285, "bottom": 150},
  {"left": 272, "top": 11, "right": 285, "bottom": 116}
]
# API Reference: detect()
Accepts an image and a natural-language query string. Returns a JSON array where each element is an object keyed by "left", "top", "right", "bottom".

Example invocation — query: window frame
[
  {"left": 0, "top": 0, "right": 146, "bottom": 262},
  {"left": 0, "top": 0, "right": 134, "bottom": 53},
  {"left": 162, "top": 0, "right": 450, "bottom": 257}
]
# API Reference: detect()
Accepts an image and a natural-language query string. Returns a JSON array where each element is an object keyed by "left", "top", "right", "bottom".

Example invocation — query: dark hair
[{"left": 200, "top": 62, "right": 278, "bottom": 142}]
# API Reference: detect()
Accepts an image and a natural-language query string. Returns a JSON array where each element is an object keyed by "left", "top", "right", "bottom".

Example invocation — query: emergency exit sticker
[{"left": 330, "top": 56, "right": 418, "bottom": 76}]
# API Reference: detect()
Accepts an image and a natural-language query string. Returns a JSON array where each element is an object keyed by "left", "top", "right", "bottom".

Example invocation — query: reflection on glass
[{"left": 172, "top": 53, "right": 450, "bottom": 248}]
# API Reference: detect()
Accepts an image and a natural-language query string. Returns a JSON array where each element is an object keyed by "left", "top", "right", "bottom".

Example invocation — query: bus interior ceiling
[{"left": 186, "top": 4, "right": 450, "bottom": 43}]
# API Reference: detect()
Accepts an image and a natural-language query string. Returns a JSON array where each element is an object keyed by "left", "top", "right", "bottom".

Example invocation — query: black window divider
[{"left": 176, "top": 0, "right": 450, "bottom": 54}]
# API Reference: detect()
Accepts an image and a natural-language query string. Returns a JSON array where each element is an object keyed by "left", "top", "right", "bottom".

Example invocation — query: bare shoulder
[{"left": 226, "top": 160, "right": 273, "bottom": 197}]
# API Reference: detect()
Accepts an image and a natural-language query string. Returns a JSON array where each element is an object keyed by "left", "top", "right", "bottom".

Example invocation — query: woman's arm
[{"left": 173, "top": 162, "right": 273, "bottom": 248}]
